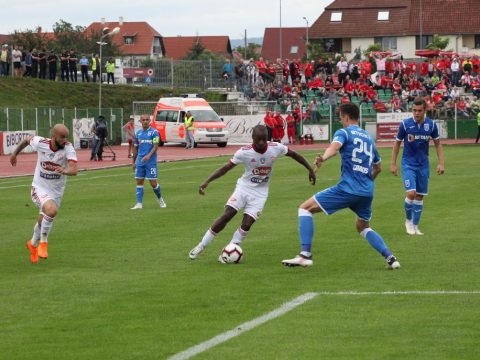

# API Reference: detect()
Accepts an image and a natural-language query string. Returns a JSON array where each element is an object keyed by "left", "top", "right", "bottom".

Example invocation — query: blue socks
[
  {"left": 412, "top": 200, "right": 423, "bottom": 226},
  {"left": 153, "top": 184, "right": 162, "bottom": 199},
  {"left": 136, "top": 185, "right": 144, "bottom": 204},
  {"left": 298, "top": 208, "right": 314, "bottom": 255},
  {"left": 404, "top": 197, "right": 413, "bottom": 221},
  {"left": 360, "top": 228, "right": 392, "bottom": 259}
]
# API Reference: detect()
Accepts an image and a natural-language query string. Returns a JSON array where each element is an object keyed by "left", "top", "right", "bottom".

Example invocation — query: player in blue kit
[
  {"left": 391, "top": 97, "right": 444, "bottom": 235},
  {"left": 131, "top": 114, "right": 166, "bottom": 209},
  {"left": 282, "top": 103, "right": 400, "bottom": 269}
]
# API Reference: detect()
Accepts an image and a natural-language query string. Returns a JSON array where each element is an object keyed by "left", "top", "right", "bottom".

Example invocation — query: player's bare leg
[
  {"left": 189, "top": 206, "right": 237, "bottom": 259},
  {"left": 38, "top": 200, "right": 58, "bottom": 259}
]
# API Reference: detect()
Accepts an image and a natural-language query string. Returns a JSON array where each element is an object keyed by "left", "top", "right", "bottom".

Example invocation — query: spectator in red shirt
[
  {"left": 391, "top": 95, "right": 401, "bottom": 112},
  {"left": 264, "top": 111, "right": 275, "bottom": 141},
  {"left": 285, "top": 111, "right": 296, "bottom": 144},
  {"left": 373, "top": 100, "right": 388, "bottom": 112},
  {"left": 273, "top": 111, "right": 285, "bottom": 142}
]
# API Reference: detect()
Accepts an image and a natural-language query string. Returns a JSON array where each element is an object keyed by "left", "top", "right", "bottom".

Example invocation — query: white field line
[
  {"left": 167, "top": 292, "right": 319, "bottom": 360},
  {"left": 168, "top": 290, "right": 480, "bottom": 360}
]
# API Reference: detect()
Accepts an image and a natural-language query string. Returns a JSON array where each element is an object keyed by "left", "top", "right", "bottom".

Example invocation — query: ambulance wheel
[{"left": 217, "top": 142, "right": 227, "bottom": 148}]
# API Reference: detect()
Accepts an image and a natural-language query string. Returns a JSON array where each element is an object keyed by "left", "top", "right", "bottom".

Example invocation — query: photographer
[{"left": 90, "top": 115, "right": 108, "bottom": 161}]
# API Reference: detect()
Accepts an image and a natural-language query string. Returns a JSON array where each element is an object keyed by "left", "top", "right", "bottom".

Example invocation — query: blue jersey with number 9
[{"left": 332, "top": 125, "right": 381, "bottom": 196}]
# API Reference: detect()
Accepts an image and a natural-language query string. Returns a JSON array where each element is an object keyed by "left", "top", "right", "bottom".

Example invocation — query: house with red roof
[
  {"left": 85, "top": 21, "right": 164, "bottom": 64},
  {"left": 310, "top": 0, "right": 480, "bottom": 59},
  {"left": 261, "top": 27, "right": 308, "bottom": 61},
  {"left": 162, "top": 36, "right": 232, "bottom": 60}
]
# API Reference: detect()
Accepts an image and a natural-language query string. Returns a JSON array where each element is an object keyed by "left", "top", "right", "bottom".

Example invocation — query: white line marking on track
[
  {"left": 167, "top": 292, "right": 318, "bottom": 360},
  {"left": 168, "top": 290, "right": 480, "bottom": 359}
]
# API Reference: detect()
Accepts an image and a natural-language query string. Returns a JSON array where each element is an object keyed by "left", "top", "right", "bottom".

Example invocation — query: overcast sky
[{"left": 2, "top": 0, "right": 332, "bottom": 40}]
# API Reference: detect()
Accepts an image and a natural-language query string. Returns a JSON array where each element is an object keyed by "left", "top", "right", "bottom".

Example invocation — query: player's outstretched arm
[
  {"left": 9, "top": 136, "right": 33, "bottom": 166},
  {"left": 390, "top": 140, "right": 401, "bottom": 176},
  {"left": 199, "top": 161, "right": 236, "bottom": 195},
  {"left": 286, "top": 149, "right": 316, "bottom": 185},
  {"left": 434, "top": 139, "right": 445, "bottom": 175},
  {"left": 314, "top": 141, "right": 342, "bottom": 172}
]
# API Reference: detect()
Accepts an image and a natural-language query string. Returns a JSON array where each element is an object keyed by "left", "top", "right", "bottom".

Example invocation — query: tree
[
  {"left": 10, "top": 28, "right": 47, "bottom": 51},
  {"left": 185, "top": 37, "right": 206, "bottom": 60},
  {"left": 425, "top": 34, "right": 450, "bottom": 50},
  {"left": 233, "top": 43, "right": 261, "bottom": 60}
]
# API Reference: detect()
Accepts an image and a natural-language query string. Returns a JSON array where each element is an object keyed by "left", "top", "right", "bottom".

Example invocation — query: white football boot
[
  {"left": 282, "top": 254, "right": 313, "bottom": 267},
  {"left": 189, "top": 244, "right": 205, "bottom": 260}
]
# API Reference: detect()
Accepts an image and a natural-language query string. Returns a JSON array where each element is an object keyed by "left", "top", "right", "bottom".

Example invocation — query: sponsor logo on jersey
[
  {"left": 40, "top": 161, "right": 60, "bottom": 171},
  {"left": 252, "top": 166, "right": 271, "bottom": 176},
  {"left": 260, "top": 158, "right": 266, "bottom": 164},
  {"left": 424, "top": 123, "right": 430, "bottom": 131},
  {"left": 40, "top": 172, "right": 61, "bottom": 180},
  {"left": 251, "top": 176, "right": 270, "bottom": 184}
]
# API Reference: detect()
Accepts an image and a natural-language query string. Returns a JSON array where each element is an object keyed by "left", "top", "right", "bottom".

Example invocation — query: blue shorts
[
  {"left": 402, "top": 164, "right": 429, "bottom": 195},
  {"left": 313, "top": 185, "right": 373, "bottom": 221},
  {"left": 135, "top": 161, "right": 158, "bottom": 180}
]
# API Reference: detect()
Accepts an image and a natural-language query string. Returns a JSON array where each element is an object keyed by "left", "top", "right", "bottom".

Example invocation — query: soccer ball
[{"left": 220, "top": 243, "right": 244, "bottom": 264}]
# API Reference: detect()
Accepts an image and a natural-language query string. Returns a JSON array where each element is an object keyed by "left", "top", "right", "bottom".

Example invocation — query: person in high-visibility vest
[
  {"left": 91, "top": 54, "right": 100, "bottom": 83},
  {"left": 106, "top": 58, "right": 115, "bottom": 84},
  {"left": 476, "top": 111, "right": 480, "bottom": 143},
  {"left": 184, "top": 110, "right": 195, "bottom": 149}
]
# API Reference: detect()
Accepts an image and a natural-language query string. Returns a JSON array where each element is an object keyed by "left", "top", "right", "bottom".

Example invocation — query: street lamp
[
  {"left": 303, "top": 17, "right": 309, "bottom": 60},
  {"left": 97, "top": 26, "right": 120, "bottom": 116}
]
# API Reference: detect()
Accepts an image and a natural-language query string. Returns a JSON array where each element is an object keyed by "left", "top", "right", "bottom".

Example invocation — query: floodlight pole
[{"left": 303, "top": 17, "right": 309, "bottom": 60}]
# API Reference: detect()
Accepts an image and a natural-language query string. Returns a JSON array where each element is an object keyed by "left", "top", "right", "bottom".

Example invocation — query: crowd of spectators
[
  {"left": 0, "top": 44, "right": 113, "bottom": 83},
  {"left": 226, "top": 53, "right": 480, "bottom": 121}
]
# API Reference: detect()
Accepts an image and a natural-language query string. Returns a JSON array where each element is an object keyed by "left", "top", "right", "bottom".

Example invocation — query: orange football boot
[
  {"left": 26, "top": 240, "right": 38, "bottom": 264},
  {"left": 38, "top": 242, "right": 48, "bottom": 259}
]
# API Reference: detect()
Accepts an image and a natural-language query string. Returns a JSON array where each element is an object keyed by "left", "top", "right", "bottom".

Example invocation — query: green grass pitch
[{"left": 1, "top": 145, "right": 479, "bottom": 359}]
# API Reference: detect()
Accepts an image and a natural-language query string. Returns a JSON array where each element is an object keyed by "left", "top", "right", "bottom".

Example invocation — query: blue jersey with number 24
[{"left": 332, "top": 125, "right": 381, "bottom": 197}]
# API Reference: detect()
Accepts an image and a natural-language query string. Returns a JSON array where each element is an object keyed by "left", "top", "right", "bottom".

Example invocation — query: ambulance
[{"left": 151, "top": 97, "right": 228, "bottom": 147}]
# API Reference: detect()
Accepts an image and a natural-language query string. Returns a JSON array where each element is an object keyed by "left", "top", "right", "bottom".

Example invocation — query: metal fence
[
  {"left": 0, "top": 107, "right": 125, "bottom": 142},
  {"left": 125, "top": 59, "right": 229, "bottom": 90}
]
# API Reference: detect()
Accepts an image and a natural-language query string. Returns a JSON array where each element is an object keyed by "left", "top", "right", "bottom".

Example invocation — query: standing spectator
[
  {"left": 184, "top": 110, "right": 195, "bottom": 149},
  {"left": 255, "top": 57, "right": 267, "bottom": 82},
  {"left": 9, "top": 124, "right": 78, "bottom": 263},
  {"left": 336, "top": 56, "right": 349, "bottom": 84},
  {"left": 68, "top": 49, "right": 78, "bottom": 82},
  {"left": 234, "top": 59, "right": 245, "bottom": 92},
  {"left": 390, "top": 97, "right": 444, "bottom": 235},
  {"left": 273, "top": 111, "right": 285, "bottom": 142},
  {"left": 90, "top": 115, "right": 108, "bottom": 161},
  {"left": 374, "top": 53, "right": 387, "bottom": 76},
  {"left": 123, "top": 117, "right": 136, "bottom": 158},
  {"left": 263, "top": 111, "right": 275, "bottom": 141},
  {"left": 451, "top": 57, "right": 461, "bottom": 86},
  {"left": 106, "top": 58, "right": 115, "bottom": 84},
  {"left": 47, "top": 51, "right": 58, "bottom": 81},
  {"left": 274, "top": 58, "right": 284, "bottom": 83},
  {"left": 31, "top": 48, "right": 39, "bottom": 78},
  {"left": 12, "top": 45, "right": 22, "bottom": 77},
  {"left": 60, "top": 49, "right": 69, "bottom": 81},
  {"left": 23, "top": 49, "right": 32, "bottom": 77},
  {"left": 327, "top": 87, "right": 338, "bottom": 118},
  {"left": 281, "top": 103, "right": 400, "bottom": 269},
  {"left": 461, "top": 71, "right": 472, "bottom": 92},
  {"left": 222, "top": 58, "right": 234, "bottom": 91},
  {"left": 188, "top": 125, "right": 315, "bottom": 261},
  {"left": 131, "top": 115, "right": 166, "bottom": 210},
  {"left": 308, "top": 97, "right": 319, "bottom": 122},
  {"left": 0, "top": 44, "right": 9, "bottom": 76},
  {"left": 38, "top": 48, "right": 47, "bottom": 79},
  {"left": 79, "top": 55, "right": 90, "bottom": 82},
  {"left": 462, "top": 57, "right": 473, "bottom": 74},
  {"left": 91, "top": 54, "right": 100, "bottom": 82},
  {"left": 286, "top": 111, "right": 296, "bottom": 144}
]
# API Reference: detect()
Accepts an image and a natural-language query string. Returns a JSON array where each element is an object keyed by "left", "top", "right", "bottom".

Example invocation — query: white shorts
[
  {"left": 226, "top": 188, "right": 267, "bottom": 220},
  {"left": 31, "top": 185, "right": 62, "bottom": 210}
]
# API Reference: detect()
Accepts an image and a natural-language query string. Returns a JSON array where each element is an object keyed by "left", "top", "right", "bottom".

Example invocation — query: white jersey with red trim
[
  {"left": 30, "top": 136, "right": 77, "bottom": 198},
  {"left": 230, "top": 142, "right": 288, "bottom": 196}
]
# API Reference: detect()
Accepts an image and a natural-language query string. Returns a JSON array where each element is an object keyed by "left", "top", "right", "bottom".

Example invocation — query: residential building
[
  {"left": 162, "top": 36, "right": 232, "bottom": 60},
  {"left": 310, "top": 0, "right": 480, "bottom": 59},
  {"left": 261, "top": 27, "right": 308, "bottom": 61}
]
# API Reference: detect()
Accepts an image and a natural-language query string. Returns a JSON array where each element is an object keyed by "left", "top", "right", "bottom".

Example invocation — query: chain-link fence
[
  {"left": 0, "top": 107, "right": 125, "bottom": 143},
  {"left": 124, "top": 59, "right": 229, "bottom": 90}
]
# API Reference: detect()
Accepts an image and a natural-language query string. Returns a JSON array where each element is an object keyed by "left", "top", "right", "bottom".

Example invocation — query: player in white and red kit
[
  {"left": 10, "top": 124, "right": 78, "bottom": 263},
  {"left": 189, "top": 125, "right": 316, "bottom": 262}
]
